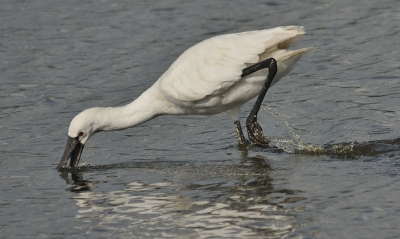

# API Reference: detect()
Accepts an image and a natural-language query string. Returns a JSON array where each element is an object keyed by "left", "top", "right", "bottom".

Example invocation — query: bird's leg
[
  {"left": 241, "top": 57, "right": 276, "bottom": 77},
  {"left": 234, "top": 121, "right": 246, "bottom": 145},
  {"left": 245, "top": 58, "right": 277, "bottom": 147},
  {"left": 234, "top": 120, "right": 251, "bottom": 149}
]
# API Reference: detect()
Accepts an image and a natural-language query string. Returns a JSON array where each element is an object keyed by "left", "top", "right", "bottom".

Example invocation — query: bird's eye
[{"left": 78, "top": 131, "right": 84, "bottom": 137}]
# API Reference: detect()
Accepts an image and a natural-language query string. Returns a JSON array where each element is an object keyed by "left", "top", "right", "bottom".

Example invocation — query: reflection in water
[
  {"left": 57, "top": 108, "right": 400, "bottom": 238},
  {"left": 59, "top": 172, "right": 94, "bottom": 192},
  {"left": 59, "top": 157, "right": 303, "bottom": 238}
]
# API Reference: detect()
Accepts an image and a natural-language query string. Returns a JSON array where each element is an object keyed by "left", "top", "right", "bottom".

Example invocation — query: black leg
[
  {"left": 245, "top": 58, "right": 278, "bottom": 147},
  {"left": 234, "top": 58, "right": 273, "bottom": 148},
  {"left": 234, "top": 120, "right": 246, "bottom": 146},
  {"left": 241, "top": 57, "right": 276, "bottom": 77}
]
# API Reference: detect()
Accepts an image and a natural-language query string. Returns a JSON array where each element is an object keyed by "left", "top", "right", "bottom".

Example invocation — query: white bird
[{"left": 59, "top": 26, "right": 314, "bottom": 168}]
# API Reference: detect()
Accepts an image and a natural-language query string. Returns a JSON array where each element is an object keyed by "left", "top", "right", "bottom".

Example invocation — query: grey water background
[{"left": 1, "top": 0, "right": 400, "bottom": 238}]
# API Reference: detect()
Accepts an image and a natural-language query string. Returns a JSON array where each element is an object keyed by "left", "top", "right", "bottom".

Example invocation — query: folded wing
[{"left": 160, "top": 26, "right": 311, "bottom": 102}]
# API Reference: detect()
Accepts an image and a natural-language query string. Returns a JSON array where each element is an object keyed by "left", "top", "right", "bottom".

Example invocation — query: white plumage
[
  {"left": 159, "top": 26, "right": 313, "bottom": 119},
  {"left": 59, "top": 26, "right": 313, "bottom": 168}
]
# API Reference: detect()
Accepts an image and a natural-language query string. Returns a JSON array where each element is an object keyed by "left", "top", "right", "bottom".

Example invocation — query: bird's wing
[{"left": 159, "top": 26, "right": 306, "bottom": 102}]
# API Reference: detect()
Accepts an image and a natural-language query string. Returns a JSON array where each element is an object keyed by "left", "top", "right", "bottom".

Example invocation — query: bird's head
[{"left": 58, "top": 108, "right": 103, "bottom": 169}]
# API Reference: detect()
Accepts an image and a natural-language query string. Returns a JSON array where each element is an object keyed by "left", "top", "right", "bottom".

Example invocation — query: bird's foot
[
  {"left": 238, "top": 139, "right": 253, "bottom": 151},
  {"left": 234, "top": 120, "right": 253, "bottom": 150},
  {"left": 246, "top": 120, "right": 270, "bottom": 148}
]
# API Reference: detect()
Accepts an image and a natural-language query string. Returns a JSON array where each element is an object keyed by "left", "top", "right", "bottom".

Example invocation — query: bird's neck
[{"left": 98, "top": 83, "right": 178, "bottom": 131}]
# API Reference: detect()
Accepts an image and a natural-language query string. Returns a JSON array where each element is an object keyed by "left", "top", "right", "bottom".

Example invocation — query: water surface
[{"left": 1, "top": 0, "right": 400, "bottom": 238}]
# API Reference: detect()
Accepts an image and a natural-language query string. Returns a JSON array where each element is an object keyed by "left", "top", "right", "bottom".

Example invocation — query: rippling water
[{"left": 1, "top": 0, "right": 400, "bottom": 238}]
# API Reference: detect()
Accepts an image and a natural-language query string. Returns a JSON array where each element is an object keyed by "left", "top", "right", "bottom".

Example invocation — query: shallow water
[{"left": 1, "top": 0, "right": 400, "bottom": 238}]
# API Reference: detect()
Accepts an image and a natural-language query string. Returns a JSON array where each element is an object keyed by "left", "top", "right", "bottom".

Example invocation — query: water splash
[
  {"left": 259, "top": 107, "right": 323, "bottom": 154},
  {"left": 260, "top": 108, "right": 400, "bottom": 158}
]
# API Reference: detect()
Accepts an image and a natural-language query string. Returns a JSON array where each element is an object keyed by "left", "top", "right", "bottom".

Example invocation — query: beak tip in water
[{"left": 58, "top": 136, "right": 84, "bottom": 169}]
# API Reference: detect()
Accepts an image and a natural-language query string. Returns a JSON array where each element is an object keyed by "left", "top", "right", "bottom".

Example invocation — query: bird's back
[{"left": 157, "top": 26, "right": 314, "bottom": 114}]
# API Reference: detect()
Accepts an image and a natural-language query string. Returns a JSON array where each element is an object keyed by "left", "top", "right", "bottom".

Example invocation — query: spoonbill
[{"left": 59, "top": 26, "right": 314, "bottom": 168}]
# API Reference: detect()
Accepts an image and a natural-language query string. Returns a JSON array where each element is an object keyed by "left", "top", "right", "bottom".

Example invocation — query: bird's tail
[{"left": 272, "top": 47, "right": 316, "bottom": 62}]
